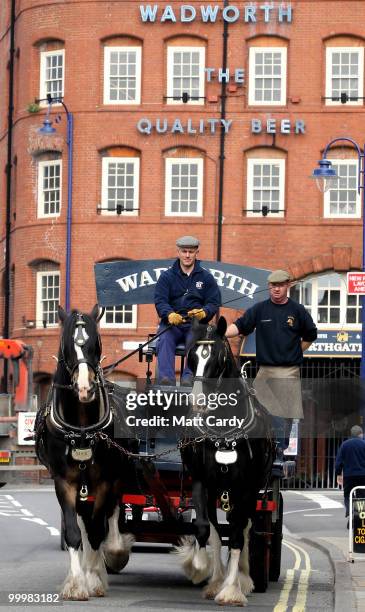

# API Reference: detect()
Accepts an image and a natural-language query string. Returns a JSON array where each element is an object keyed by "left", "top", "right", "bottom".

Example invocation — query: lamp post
[
  {"left": 311, "top": 137, "right": 365, "bottom": 379},
  {"left": 37, "top": 96, "right": 73, "bottom": 312}
]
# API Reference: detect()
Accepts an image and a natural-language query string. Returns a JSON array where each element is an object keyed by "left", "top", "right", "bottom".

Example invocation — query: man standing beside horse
[
  {"left": 154, "top": 235, "right": 221, "bottom": 386},
  {"left": 226, "top": 269, "right": 317, "bottom": 455}
]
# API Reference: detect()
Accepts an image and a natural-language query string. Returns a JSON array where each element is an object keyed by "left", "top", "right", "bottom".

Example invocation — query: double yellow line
[{"left": 273, "top": 539, "right": 311, "bottom": 612}]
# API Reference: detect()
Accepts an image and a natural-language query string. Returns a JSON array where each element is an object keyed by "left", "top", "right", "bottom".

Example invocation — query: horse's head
[
  {"left": 58, "top": 304, "right": 104, "bottom": 403},
  {"left": 187, "top": 316, "right": 231, "bottom": 381}
]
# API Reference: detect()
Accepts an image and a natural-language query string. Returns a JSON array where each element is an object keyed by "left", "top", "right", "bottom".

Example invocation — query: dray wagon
[{"left": 59, "top": 259, "right": 296, "bottom": 593}]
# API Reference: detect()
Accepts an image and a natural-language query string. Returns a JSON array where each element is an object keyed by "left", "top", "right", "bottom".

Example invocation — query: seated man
[
  {"left": 154, "top": 236, "right": 221, "bottom": 386},
  {"left": 226, "top": 269, "right": 317, "bottom": 456}
]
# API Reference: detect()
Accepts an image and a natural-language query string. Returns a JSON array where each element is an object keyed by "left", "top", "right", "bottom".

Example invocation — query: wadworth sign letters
[
  {"left": 137, "top": 4, "right": 304, "bottom": 138},
  {"left": 139, "top": 4, "right": 293, "bottom": 23}
]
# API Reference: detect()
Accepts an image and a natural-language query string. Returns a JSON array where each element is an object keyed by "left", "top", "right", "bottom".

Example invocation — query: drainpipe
[
  {"left": 216, "top": 0, "right": 229, "bottom": 262},
  {"left": 3, "top": 0, "right": 16, "bottom": 392},
  {"left": 65, "top": 110, "right": 73, "bottom": 312}
]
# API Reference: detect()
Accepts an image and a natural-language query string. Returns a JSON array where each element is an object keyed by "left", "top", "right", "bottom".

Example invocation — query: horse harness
[{"left": 35, "top": 313, "right": 113, "bottom": 500}]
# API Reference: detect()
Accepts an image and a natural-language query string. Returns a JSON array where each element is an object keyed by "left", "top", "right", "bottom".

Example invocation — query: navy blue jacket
[
  {"left": 335, "top": 437, "right": 365, "bottom": 477},
  {"left": 154, "top": 259, "right": 221, "bottom": 322},
  {"left": 234, "top": 298, "right": 317, "bottom": 366}
]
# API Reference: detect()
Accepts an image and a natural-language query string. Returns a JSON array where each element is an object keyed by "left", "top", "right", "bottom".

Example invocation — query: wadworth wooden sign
[{"left": 95, "top": 259, "right": 269, "bottom": 308}]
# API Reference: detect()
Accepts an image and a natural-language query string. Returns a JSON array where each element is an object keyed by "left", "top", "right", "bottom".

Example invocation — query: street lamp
[
  {"left": 37, "top": 95, "right": 74, "bottom": 312},
  {"left": 311, "top": 137, "right": 365, "bottom": 379}
]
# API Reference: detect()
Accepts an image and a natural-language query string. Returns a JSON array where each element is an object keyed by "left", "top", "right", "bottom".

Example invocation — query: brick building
[{"left": 0, "top": 1, "right": 364, "bottom": 473}]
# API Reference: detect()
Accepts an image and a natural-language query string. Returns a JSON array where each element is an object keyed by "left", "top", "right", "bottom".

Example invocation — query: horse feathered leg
[
  {"left": 203, "top": 522, "right": 225, "bottom": 599},
  {"left": 78, "top": 515, "right": 107, "bottom": 597},
  {"left": 238, "top": 520, "right": 254, "bottom": 596},
  {"left": 103, "top": 504, "right": 135, "bottom": 572},
  {"left": 215, "top": 510, "right": 250, "bottom": 606},
  {"left": 215, "top": 549, "right": 247, "bottom": 606},
  {"left": 176, "top": 480, "right": 212, "bottom": 584},
  {"left": 55, "top": 480, "right": 88, "bottom": 601}
]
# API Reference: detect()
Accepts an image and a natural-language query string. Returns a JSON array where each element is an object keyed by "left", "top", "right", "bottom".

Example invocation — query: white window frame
[
  {"left": 165, "top": 158, "right": 203, "bottom": 216},
  {"left": 39, "top": 49, "right": 65, "bottom": 103},
  {"left": 103, "top": 46, "right": 141, "bottom": 105},
  {"left": 325, "top": 47, "right": 364, "bottom": 106},
  {"left": 36, "top": 271, "right": 60, "bottom": 328},
  {"left": 246, "top": 158, "right": 285, "bottom": 217},
  {"left": 37, "top": 160, "right": 62, "bottom": 218},
  {"left": 248, "top": 47, "right": 287, "bottom": 106},
  {"left": 101, "top": 157, "right": 140, "bottom": 216},
  {"left": 323, "top": 159, "right": 361, "bottom": 218},
  {"left": 291, "top": 272, "right": 362, "bottom": 330},
  {"left": 167, "top": 46, "right": 205, "bottom": 105},
  {"left": 100, "top": 304, "right": 137, "bottom": 329}
]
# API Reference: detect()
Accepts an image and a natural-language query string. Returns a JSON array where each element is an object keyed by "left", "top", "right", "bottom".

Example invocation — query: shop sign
[
  {"left": 241, "top": 329, "right": 362, "bottom": 357},
  {"left": 18, "top": 412, "right": 36, "bottom": 446},
  {"left": 352, "top": 497, "right": 365, "bottom": 553},
  {"left": 347, "top": 272, "right": 365, "bottom": 295},
  {"left": 137, "top": 117, "right": 305, "bottom": 136},
  {"left": 139, "top": 4, "right": 293, "bottom": 24},
  {"left": 95, "top": 259, "right": 270, "bottom": 308}
]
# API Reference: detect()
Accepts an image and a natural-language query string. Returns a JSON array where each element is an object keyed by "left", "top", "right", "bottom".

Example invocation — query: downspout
[
  {"left": 216, "top": 0, "right": 229, "bottom": 262},
  {"left": 65, "top": 111, "right": 73, "bottom": 312},
  {"left": 3, "top": 0, "right": 16, "bottom": 391}
]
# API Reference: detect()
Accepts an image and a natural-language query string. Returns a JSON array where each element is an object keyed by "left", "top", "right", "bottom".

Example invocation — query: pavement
[{"left": 284, "top": 490, "right": 365, "bottom": 612}]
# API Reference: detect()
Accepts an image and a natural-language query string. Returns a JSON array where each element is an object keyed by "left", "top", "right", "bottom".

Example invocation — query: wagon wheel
[
  {"left": 249, "top": 511, "right": 271, "bottom": 593},
  {"left": 269, "top": 492, "right": 283, "bottom": 582}
]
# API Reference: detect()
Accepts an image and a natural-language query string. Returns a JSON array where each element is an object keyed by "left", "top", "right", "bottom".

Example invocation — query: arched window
[
  {"left": 38, "top": 40, "right": 65, "bottom": 102},
  {"left": 103, "top": 37, "right": 142, "bottom": 105},
  {"left": 166, "top": 36, "right": 206, "bottom": 105},
  {"left": 325, "top": 37, "right": 364, "bottom": 106},
  {"left": 290, "top": 272, "right": 362, "bottom": 329},
  {"left": 31, "top": 261, "right": 60, "bottom": 328},
  {"left": 164, "top": 148, "right": 204, "bottom": 216},
  {"left": 100, "top": 147, "right": 140, "bottom": 216},
  {"left": 245, "top": 147, "right": 286, "bottom": 217},
  {"left": 248, "top": 37, "right": 288, "bottom": 106}
]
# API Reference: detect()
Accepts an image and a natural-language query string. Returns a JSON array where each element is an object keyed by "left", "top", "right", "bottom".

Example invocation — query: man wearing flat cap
[
  {"left": 154, "top": 236, "right": 221, "bottom": 385},
  {"left": 226, "top": 269, "right": 317, "bottom": 454}
]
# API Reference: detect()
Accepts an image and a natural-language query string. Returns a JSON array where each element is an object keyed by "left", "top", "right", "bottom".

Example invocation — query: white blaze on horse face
[
  {"left": 195, "top": 344, "right": 212, "bottom": 377},
  {"left": 74, "top": 329, "right": 91, "bottom": 401}
]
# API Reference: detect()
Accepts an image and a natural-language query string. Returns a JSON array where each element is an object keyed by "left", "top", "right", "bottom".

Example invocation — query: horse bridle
[
  {"left": 190, "top": 334, "right": 257, "bottom": 443},
  {"left": 56, "top": 313, "right": 103, "bottom": 395}
]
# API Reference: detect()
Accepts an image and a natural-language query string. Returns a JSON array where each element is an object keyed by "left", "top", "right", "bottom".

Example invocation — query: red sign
[{"left": 347, "top": 272, "right": 365, "bottom": 295}]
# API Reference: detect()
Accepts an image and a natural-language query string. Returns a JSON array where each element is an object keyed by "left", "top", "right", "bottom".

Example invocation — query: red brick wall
[{"left": 0, "top": 1, "right": 364, "bottom": 382}]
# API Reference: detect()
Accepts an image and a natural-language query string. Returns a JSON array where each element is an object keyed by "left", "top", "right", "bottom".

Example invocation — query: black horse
[
  {"left": 35, "top": 305, "right": 134, "bottom": 600},
  {"left": 177, "top": 317, "right": 274, "bottom": 606}
]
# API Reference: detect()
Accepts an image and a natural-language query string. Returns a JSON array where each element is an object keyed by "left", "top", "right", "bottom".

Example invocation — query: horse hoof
[
  {"left": 239, "top": 574, "right": 254, "bottom": 595},
  {"left": 203, "top": 580, "right": 224, "bottom": 599},
  {"left": 60, "top": 581, "right": 89, "bottom": 601},
  {"left": 103, "top": 550, "right": 130, "bottom": 573},
  {"left": 215, "top": 585, "right": 247, "bottom": 607},
  {"left": 85, "top": 572, "right": 106, "bottom": 597}
]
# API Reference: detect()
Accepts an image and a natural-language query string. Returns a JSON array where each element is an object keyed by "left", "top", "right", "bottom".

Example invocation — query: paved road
[{"left": 0, "top": 487, "right": 336, "bottom": 611}]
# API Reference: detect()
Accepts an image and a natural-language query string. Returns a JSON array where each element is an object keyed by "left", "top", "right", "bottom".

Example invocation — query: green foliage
[{"left": 27, "top": 102, "right": 40, "bottom": 113}]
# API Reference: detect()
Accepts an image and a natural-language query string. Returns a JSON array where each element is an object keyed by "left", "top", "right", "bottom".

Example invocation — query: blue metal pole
[
  {"left": 65, "top": 112, "right": 73, "bottom": 312},
  {"left": 361, "top": 146, "right": 365, "bottom": 382}
]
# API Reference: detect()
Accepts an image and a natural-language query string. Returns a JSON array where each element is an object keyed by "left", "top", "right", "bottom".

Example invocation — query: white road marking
[
  {"left": 47, "top": 526, "right": 60, "bottom": 536},
  {"left": 284, "top": 507, "right": 319, "bottom": 516},
  {"left": 290, "top": 491, "right": 342, "bottom": 509},
  {"left": 303, "top": 513, "right": 333, "bottom": 517},
  {"left": 0, "top": 493, "right": 58, "bottom": 536},
  {"left": 21, "top": 517, "right": 48, "bottom": 526},
  {"left": 20, "top": 508, "right": 33, "bottom": 516}
]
